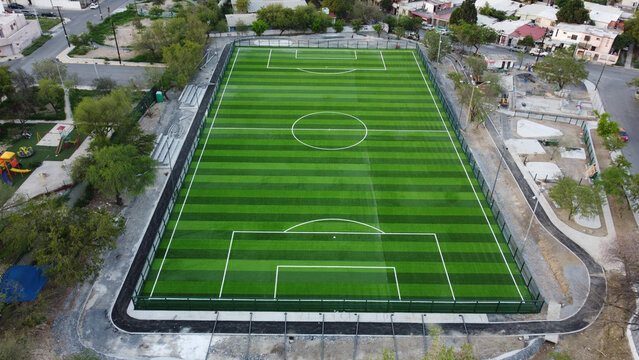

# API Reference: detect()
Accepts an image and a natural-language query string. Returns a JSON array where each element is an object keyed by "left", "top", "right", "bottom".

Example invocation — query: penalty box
[
  {"left": 219, "top": 231, "right": 455, "bottom": 300},
  {"left": 266, "top": 48, "right": 388, "bottom": 72}
]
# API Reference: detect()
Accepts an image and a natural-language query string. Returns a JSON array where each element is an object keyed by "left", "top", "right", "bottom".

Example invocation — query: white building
[
  {"left": 475, "top": 0, "right": 522, "bottom": 16},
  {"left": 584, "top": 2, "right": 623, "bottom": 28},
  {"left": 2, "top": 0, "right": 89, "bottom": 10},
  {"left": 484, "top": 53, "right": 516, "bottom": 70},
  {"left": 515, "top": 4, "right": 557, "bottom": 29},
  {"left": 397, "top": 1, "right": 425, "bottom": 16},
  {"left": 230, "top": 0, "right": 306, "bottom": 13},
  {"left": 0, "top": 12, "right": 42, "bottom": 57},
  {"left": 551, "top": 23, "right": 620, "bottom": 64},
  {"left": 488, "top": 19, "right": 530, "bottom": 46}
]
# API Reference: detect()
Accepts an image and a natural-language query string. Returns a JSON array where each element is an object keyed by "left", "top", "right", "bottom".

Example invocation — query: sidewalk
[{"left": 56, "top": 45, "right": 166, "bottom": 68}]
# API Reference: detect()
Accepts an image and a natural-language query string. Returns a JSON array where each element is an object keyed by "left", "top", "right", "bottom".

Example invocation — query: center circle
[{"left": 291, "top": 112, "right": 368, "bottom": 151}]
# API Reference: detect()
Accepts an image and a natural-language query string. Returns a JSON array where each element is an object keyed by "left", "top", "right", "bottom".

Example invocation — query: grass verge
[{"left": 21, "top": 35, "right": 52, "bottom": 56}]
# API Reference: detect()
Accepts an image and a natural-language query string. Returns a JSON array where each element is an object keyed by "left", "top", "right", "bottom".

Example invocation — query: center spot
[{"left": 291, "top": 112, "right": 368, "bottom": 151}]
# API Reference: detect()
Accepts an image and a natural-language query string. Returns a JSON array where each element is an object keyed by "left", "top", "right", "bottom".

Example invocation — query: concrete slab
[
  {"left": 525, "top": 162, "right": 562, "bottom": 181},
  {"left": 517, "top": 119, "right": 563, "bottom": 138},
  {"left": 560, "top": 147, "right": 586, "bottom": 160},
  {"left": 505, "top": 139, "right": 546, "bottom": 154},
  {"left": 37, "top": 123, "right": 74, "bottom": 147},
  {"left": 574, "top": 213, "right": 602, "bottom": 229}
]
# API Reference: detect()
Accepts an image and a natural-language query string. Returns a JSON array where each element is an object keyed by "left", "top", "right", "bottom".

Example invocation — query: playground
[{"left": 0, "top": 122, "right": 85, "bottom": 206}]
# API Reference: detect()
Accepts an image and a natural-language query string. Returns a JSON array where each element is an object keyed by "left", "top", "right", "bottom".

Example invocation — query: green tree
[
  {"left": 398, "top": 15, "right": 421, "bottom": 32},
  {"left": 37, "top": 79, "right": 63, "bottom": 113},
  {"left": 235, "top": 0, "right": 249, "bottom": 13},
  {"left": 235, "top": 20, "right": 249, "bottom": 34},
  {"left": 384, "top": 15, "right": 396, "bottom": 32},
  {"left": 0, "top": 197, "right": 125, "bottom": 285},
  {"left": 291, "top": 5, "right": 317, "bottom": 31},
  {"left": 92, "top": 76, "right": 117, "bottom": 93},
  {"left": 214, "top": 20, "right": 228, "bottom": 32},
  {"left": 32, "top": 58, "right": 66, "bottom": 83},
  {"left": 0, "top": 65, "right": 14, "bottom": 100},
  {"left": 162, "top": 40, "right": 204, "bottom": 88},
  {"left": 450, "top": 22, "right": 497, "bottom": 54},
  {"left": 351, "top": 19, "right": 363, "bottom": 33},
  {"left": 149, "top": 6, "right": 164, "bottom": 18},
  {"left": 626, "top": 174, "right": 639, "bottom": 212},
  {"left": 372, "top": 23, "right": 383, "bottom": 37},
  {"left": 516, "top": 50, "right": 526, "bottom": 70},
  {"left": 85, "top": 144, "right": 156, "bottom": 205},
  {"left": 310, "top": 13, "right": 332, "bottom": 33},
  {"left": 465, "top": 55, "right": 486, "bottom": 83},
  {"left": 549, "top": 177, "right": 603, "bottom": 219},
  {"left": 624, "top": 10, "right": 639, "bottom": 45},
  {"left": 380, "top": 0, "right": 393, "bottom": 12},
  {"left": 595, "top": 111, "right": 619, "bottom": 139},
  {"left": 423, "top": 30, "right": 451, "bottom": 62},
  {"left": 393, "top": 25, "right": 404, "bottom": 39},
  {"left": 612, "top": 32, "right": 632, "bottom": 51},
  {"left": 450, "top": 0, "right": 477, "bottom": 25},
  {"left": 599, "top": 155, "right": 631, "bottom": 200},
  {"left": 535, "top": 48, "right": 588, "bottom": 90},
  {"left": 333, "top": 19, "right": 345, "bottom": 33},
  {"left": 604, "top": 134, "right": 627, "bottom": 152},
  {"left": 556, "top": 0, "right": 590, "bottom": 24},
  {"left": 351, "top": 1, "right": 383, "bottom": 23},
  {"left": 518, "top": 35, "right": 536, "bottom": 50},
  {"left": 75, "top": 88, "right": 134, "bottom": 147},
  {"left": 251, "top": 19, "right": 269, "bottom": 36},
  {"left": 323, "top": 0, "right": 353, "bottom": 17}
]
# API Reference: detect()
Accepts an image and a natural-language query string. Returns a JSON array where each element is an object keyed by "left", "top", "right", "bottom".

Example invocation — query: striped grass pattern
[{"left": 140, "top": 47, "right": 532, "bottom": 307}]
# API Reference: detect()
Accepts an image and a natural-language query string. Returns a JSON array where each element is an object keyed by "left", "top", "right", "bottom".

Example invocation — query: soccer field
[{"left": 137, "top": 47, "right": 537, "bottom": 312}]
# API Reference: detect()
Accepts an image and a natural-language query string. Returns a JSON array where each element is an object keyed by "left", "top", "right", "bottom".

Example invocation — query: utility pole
[
  {"left": 56, "top": 6, "right": 70, "bottom": 47},
  {"left": 111, "top": 19, "right": 122, "bottom": 64},
  {"left": 97, "top": 0, "right": 103, "bottom": 20},
  {"left": 595, "top": 62, "right": 606, "bottom": 90},
  {"left": 535, "top": 33, "right": 547, "bottom": 63}
]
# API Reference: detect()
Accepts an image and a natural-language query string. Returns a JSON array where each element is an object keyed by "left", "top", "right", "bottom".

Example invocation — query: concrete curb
[{"left": 56, "top": 45, "right": 166, "bottom": 68}]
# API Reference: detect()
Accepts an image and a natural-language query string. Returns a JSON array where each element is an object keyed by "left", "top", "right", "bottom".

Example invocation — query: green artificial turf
[{"left": 139, "top": 48, "right": 535, "bottom": 311}]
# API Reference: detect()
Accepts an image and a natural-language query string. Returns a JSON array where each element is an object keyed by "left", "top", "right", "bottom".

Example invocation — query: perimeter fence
[{"left": 130, "top": 39, "right": 544, "bottom": 313}]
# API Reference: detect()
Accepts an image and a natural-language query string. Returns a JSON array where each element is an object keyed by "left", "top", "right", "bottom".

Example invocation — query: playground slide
[
  {"left": 10, "top": 168, "right": 31, "bottom": 174},
  {"left": 1, "top": 170, "right": 12, "bottom": 186}
]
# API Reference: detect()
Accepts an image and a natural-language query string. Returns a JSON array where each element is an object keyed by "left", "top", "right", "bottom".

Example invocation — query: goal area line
[{"left": 266, "top": 49, "right": 387, "bottom": 72}]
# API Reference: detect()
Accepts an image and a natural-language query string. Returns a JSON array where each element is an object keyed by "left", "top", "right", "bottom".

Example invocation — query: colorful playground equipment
[
  {"left": 0, "top": 151, "right": 32, "bottom": 186},
  {"left": 37, "top": 128, "right": 80, "bottom": 154},
  {"left": 17, "top": 146, "right": 34, "bottom": 158}
]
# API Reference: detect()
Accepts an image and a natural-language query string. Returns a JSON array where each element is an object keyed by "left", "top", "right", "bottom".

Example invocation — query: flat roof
[
  {"left": 475, "top": 0, "right": 522, "bottom": 14},
  {"left": 225, "top": 13, "right": 258, "bottom": 27},
  {"left": 555, "top": 22, "right": 620, "bottom": 38},
  {"left": 230, "top": 0, "right": 307, "bottom": 13},
  {"left": 488, "top": 19, "right": 530, "bottom": 34},
  {"left": 515, "top": 4, "right": 557, "bottom": 21}
]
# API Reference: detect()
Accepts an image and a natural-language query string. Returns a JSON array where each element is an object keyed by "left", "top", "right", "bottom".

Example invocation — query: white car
[
  {"left": 89, "top": 2, "right": 99, "bottom": 9},
  {"left": 529, "top": 48, "right": 549, "bottom": 57}
]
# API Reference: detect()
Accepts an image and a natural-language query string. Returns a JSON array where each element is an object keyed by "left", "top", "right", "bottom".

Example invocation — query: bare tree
[{"left": 604, "top": 231, "right": 639, "bottom": 329}]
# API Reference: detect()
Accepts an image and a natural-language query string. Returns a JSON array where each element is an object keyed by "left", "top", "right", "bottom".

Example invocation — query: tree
[
  {"left": 37, "top": 79, "right": 63, "bottom": 113},
  {"left": 423, "top": 30, "right": 451, "bottom": 61},
  {"left": 75, "top": 88, "right": 134, "bottom": 147},
  {"left": 235, "top": 0, "right": 249, "bottom": 13},
  {"left": 450, "top": 22, "right": 497, "bottom": 54},
  {"left": 310, "top": 13, "right": 332, "bottom": 33},
  {"left": 214, "top": 20, "right": 228, "bottom": 33},
  {"left": 32, "top": 58, "right": 66, "bottom": 83},
  {"left": 465, "top": 55, "right": 486, "bottom": 83},
  {"left": 372, "top": 23, "right": 383, "bottom": 37},
  {"left": 291, "top": 5, "right": 317, "bottom": 31},
  {"left": 235, "top": 20, "right": 249, "bottom": 34},
  {"left": 556, "top": 0, "right": 590, "bottom": 24},
  {"left": 0, "top": 66, "right": 14, "bottom": 100},
  {"left": 612, "top": 33, "right": 632, "bottom": 52},
  {"left": 251, "top": 19, "right": 269, "bottom": 36},
  {"left": 333, "top": 19, "right": 345, "bottom": 33},
  {"left": 549, "top": 177, "right": 603, "bottom": 219},
  {"left": 149, "top": 6, "right": 164, "bottom": 18},
  {"left": 595, "top": 111, "right": 618, "bottom": 138},
  {"left": 85, "top": 144, "right": 156, "bottom": 205},
  {"left": 162, "top": 40, "right": 204, "bottom": 88},
  {"left": 535, "top": 48, "right": 588, "bottom": 90},
  {"left": 454, "top": 80, "right": 500, "bottom": 128},
  {"left": 625, "top": 10, "right": 639, "bottom": 45},
  {"left": 626, "top": 174, "right": 639, "bottom": 212},
  {"left": 425, "top": 326, "right": 476, "bottom": 359},
  {"left": 380, "top": 0, "right": 393, "bottom": 12},
  {"left": 449, "top": 0, "right": 477, "bottom": 25},
  {"left": 0, "top": 197, "right": 125, "bottom": 285},
  {"left": 351, "top": 19, "right": 363, "bottom": 33},
  {"left": 398, "top": 15, "right": 421, "bottom": 32},
  {"left": 323, "top": 0, "right": 353, "bottom": 17},
  {"left": 598, "top": 156, "right": 630, "bottom": 200},
  {"left": 518, "top": 35, "right": 536, "bottom": 50},
  {"left": 384, "top": 15, "right": 396, "bottom": 32},
  {"left": 516, "top": 51, "right": 526, "bottom": 70},
  {"left": 393, "top": 25, "right": 404, "bottom": 39},
  {"left": 92, "top": 76, "right": 117, "bottom": 93},
  {"left": 351, "top": 1, "right": 383, "bottom": 24}
]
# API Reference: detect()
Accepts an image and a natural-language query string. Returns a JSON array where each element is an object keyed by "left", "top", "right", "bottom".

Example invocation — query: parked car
[
  {"left": 18, "top": 9, "right": 38, "bottom": 16},
  {"left": 421, "top": 21, "right": 435, "bottom": 30},
  {"left": 529, "top": 48, "right": 549, "bottom": 57},
  {"left": 7, "top": 2, "right": 25, "bottom": 9},
  {"left": 619, "top": 128, "right": 629, "bottom": 142},
  {"left": 38, "top": 10, "right": 56, "bottom": 17},
  {"left": 89, "top": 2, "right": 99, "bottom": 9},
  {"left": 509, "top": 45, "right": 526, "bottom": 52}
]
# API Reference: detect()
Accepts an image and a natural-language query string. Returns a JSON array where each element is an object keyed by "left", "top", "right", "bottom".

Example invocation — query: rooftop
[
  {"left": 230, "top": 0, "right": 307, "bottom": 13},
  {"left": 0, "top": 12, "right": 20, "bottom": 26},
  {"left": 584, "top": 2, "right": 623, "bottom": 24},
  {"left": 225, "top": 13, "right": 258, "bottom": 27},
  {"left": 554, "top": 22, "right": 620, "bottom": 38},
  {"left": 488, "top": 19, "right": 530, "bottom": 34},
  {"left": 399, "top": 1, "right": 425, "bottom": 11},
  {"left": 511, "top": 24, "right": 547, "bottom": 40},
  {"left": 477, "top": 14, "right": 498, "bottom": 26},
  {"left": 515, "top": 4, "right": 557, "bottom": 21},
  {"left": 475, "top": 0, "right": 522, "bottom": 15}
]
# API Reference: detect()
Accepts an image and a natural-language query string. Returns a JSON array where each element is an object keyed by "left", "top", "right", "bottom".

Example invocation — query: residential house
[
  {"left": 475, "top": 0, "right": 522, "bottom": 16},
  {"left": 477, "top": 14, "right": 498, "bottom": 26},
  {"left": 510, "top": 23, "right": 547, "bottom": 47},
  {"left": 620, "top": 0, "right": 638, "bottom": 11},
  {"left": 0, "top": 12, "right": 42, "bottom": 57},
  {"left": 488, "top": 19, "right": 530, "bottom": 46},
  {"left": 583, "top": 2, "right": 623, "bottom": 29},
  {"left": 515, "top": 4, "right": 557, "bottom": 29},
  {"left": 410, "top": 0, "right": 455, "bottom": 29},
  {"left": 397, "top": 1, "right": 426, "bottom": 16},
  {"left": 230, "top": 0, "right": 306, "bottom": 14},
  {"left": 2, "top": 0, "right": 89, "bottom": 10},
  {"left": 551, "top": 23, "right": 620, "bottom": 64},
  {"left": 225, "top": 13, "right": 258, "bottom": 32},
  {"left": 484, "top": 53, "right": 516, "bottom": 70}
]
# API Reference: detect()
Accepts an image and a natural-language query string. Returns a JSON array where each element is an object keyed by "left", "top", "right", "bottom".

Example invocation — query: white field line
[
  {"left": 265, "top": 48, "right": 384, "bottom": 72},
  {"left": 268, "top": 66, "right": 386, "bottom": 71},
  {"left": 212, "top": 127, "right": 450, "bottom": 133},
  {"left": 267, "top": 49, "right": 272, "bottom": 69},
  {"left": 274, "top": 265, "right": 401, "bottom": 300},
  {"left": 411, "top": 51, "right": 524, "bottom": 301},
  {"left": 218, "top": 231, "right": 236, "bottom": 297},
  {"left": 148, "top": 48, "right": 242, "bottom": 298},
  {"left": 380, "top": 51, "right": 386, "bottom": 70},
  {"left": 233, "top": 230, "right": 436, "bottom": 236},
  {"left": 433, "top": 234, "right": 455, "bottom": 300}
]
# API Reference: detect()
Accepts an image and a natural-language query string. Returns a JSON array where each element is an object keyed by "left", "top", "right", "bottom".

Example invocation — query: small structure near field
[{"left": 484, "top": 53, "right": 517, "bottom": 71}]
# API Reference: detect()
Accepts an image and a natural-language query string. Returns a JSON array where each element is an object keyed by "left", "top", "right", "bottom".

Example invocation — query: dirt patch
[
  {"left": 74, "top": 46, "right": 139, "bottom": 61},
  {"left": 104, "top": 18, "right": 152, "bottom": 48},
  {"left": 138, "top": 102, "right": 165, "bottom": 134}
]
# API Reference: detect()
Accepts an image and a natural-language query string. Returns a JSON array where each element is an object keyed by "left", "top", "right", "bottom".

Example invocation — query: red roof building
[{"left": 510, "top": 24, "right": 547, "bottom": 42}]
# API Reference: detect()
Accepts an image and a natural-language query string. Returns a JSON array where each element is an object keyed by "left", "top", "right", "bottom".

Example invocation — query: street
[{"left": 8, "top": 0, "right": 146, "bottom": 86}]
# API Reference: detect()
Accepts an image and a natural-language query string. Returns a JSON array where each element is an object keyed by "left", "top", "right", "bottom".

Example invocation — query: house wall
[
  {"left": 552, "top": 27, "right": 617, "bottom": 64},
  {"left": 518, "top": 14, "right": 554, "bottom": 29},
  {"left": 0, "top": 19, "right": 42, "bottom": 56},
  {"left": 7, "top": 0, "right": 83, "bottom": 9}
]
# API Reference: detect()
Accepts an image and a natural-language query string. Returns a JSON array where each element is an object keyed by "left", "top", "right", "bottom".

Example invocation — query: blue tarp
[{"left": 0, "top": 265, "right": 48, "bottom": 303}]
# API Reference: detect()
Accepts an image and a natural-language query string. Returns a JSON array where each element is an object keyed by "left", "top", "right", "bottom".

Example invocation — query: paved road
[
  {"left": 586, "top": 64, "right": 639, "bottom": 173},
  {"left": 8, "top": 0, "right": 146, "bottom": 86}
]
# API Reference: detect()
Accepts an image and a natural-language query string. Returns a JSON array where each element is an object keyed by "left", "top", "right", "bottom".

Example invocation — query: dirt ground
[
  {"left": 76, "top": 46, "right": 138, "bottom": 60},
  {"left": 104, "top": 18, "right": 152, "bottom": 48},
  {"left": 138, "top": 101, "right": 165, "bottom": 134}
]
